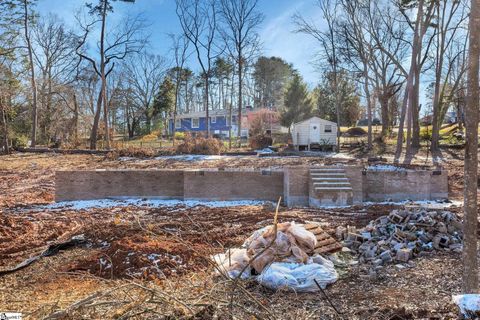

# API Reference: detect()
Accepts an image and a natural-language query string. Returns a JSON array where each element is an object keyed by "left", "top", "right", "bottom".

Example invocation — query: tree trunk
[
  {"left": 363, "top": 61, "right": 372, "bottom": 150},
  {"left": 24, "top": 0, "right": 38, "bottom": 148},
  {"left": 100, "top": 0, "right": 110, "bottom": 149},
  {"left": 462, "top": 0, "right": 480, "bottom": 294},
  {"left": 395, "top": 0, "right": 423, "bottom": 162},
  {"left": 229, "top": 71, "right": 234, "bottom": 149},
  {"left": 185, "top": 77, "right": 190, "bottom": 113},
  {"left": 430, "top": 15, "right": 445, "bottom": 152},
  {"left": 205, "top": 77, "right": 210, "bottom": 137},
  {"left": 145, "top": 112, "right": 152, "bottom": 134},
  {"left": 73, "top": 92, "right": 79, "bottom": 144},
  {"left": 379, "top": 94, "right": 390, "bottom": 137},
  {"left": 237, "top": 56, "right": 242, "bottom": 147},
  {"left": 173, "top": 70, "right": 180, "bottom": 146},
  {"left": 411, "top": 65, "right": 422, "bottom": 149},
  {"left": 1, "top": 99, "right": 9, "bottom": 155},
  {"left": 90, "top": 88, "right": 103, "bottom": 150}
]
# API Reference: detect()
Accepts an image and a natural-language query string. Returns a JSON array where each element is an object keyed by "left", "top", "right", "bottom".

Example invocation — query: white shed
[{"left": 291, "top": 116, "right": 338, "bottom": 150}]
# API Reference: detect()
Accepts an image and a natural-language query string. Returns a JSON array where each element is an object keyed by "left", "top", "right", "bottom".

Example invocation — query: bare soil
[{"left": 0, "top": 150, "right": 470, "bottom": 319}]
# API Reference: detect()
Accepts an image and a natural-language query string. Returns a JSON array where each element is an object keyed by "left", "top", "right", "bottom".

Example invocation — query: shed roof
[{"left": 293, "top": 116, "right": 337, "bottom": 126}]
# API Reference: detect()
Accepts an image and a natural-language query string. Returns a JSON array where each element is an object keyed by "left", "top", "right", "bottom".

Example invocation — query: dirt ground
[{"left": 0, "top": 150, "right": 471, "bottom": 319}]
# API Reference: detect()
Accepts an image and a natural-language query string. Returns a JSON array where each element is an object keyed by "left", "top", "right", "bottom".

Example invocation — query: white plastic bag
[
  {"left": 287, "top": 222, "right": 317, "bottom": 253},
  {"left": 257, "top": 262, "right": 338, "bottom": 292},
  {"left": 212, "top": 248, "right": 251, "bottom": 279},
  {"left": 452, "top": 294, "right": 480, "bottom": 319}
]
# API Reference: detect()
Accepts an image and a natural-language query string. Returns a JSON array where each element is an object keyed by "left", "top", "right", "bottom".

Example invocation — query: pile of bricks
[{"left": 337, "top": 208, "right": 463, "bottom": 266}]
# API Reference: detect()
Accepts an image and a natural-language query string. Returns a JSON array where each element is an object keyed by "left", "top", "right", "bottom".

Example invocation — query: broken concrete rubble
[{"left": 340, "top": 208, "right": 463, "bottom": 266}]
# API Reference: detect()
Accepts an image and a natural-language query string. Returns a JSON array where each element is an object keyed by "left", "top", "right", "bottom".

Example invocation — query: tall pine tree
[{"left": 280, "top": 72, "right": 313, "bottom": 133}]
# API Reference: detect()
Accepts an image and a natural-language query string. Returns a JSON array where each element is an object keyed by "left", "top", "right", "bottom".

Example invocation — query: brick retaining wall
[
  {"left": 55, "top": 167, "right": 449, "bottom": 205},
  {"left": 55, "top": 170, "right": 184, "bottom": 201},
  {"left": 363, "top": 169, "right": 448, "bottom": 202},
  {"left": 184, "top": 169, "right": 284, "bottom": 201}
]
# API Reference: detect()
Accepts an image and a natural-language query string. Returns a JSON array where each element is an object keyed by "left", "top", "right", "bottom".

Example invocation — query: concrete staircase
[{"left": 309, "top": 167, "right": 353, "bottom": 207}]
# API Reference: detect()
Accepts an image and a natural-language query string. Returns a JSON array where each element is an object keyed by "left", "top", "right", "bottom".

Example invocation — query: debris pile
[
  {"left": 339, "top": 208, "right": 463, "bottom": 266},
  {"left": 213, "top": 221, "right": 339, "bottom": 292}
]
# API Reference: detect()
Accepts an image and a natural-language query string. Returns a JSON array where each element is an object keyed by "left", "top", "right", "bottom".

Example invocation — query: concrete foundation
[{"left": 55, "top": 166, "right": 449, "bottom": 207}]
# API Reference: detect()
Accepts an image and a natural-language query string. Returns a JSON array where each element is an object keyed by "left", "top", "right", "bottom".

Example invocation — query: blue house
[{"left": 169, "top": 110, "right": 243, "bottom": 137}]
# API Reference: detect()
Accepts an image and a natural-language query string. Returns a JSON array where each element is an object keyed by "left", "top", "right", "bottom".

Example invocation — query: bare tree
[
  {"left": 169, "top": 33, "right": 190, "bottom": 145},
  {"left": 0, "top": 60, "right": 19, "bottom": 154},
  {"left": 366, "top": 3, "right": 408, "bottom": 137},
  {"left": 337, "top": 0, "right": 374, "bottom": 150},
  {"left": 430, "top": 0, "right": 468, "bottom": 152},
  {"left": 463, "top": 0, "right": 480, "bottom": 294},
  {"left": 393, "top": 0, "right": 435, "bottom": 161},
  {"left": 32, "top": 14, "right": 78, "bottom": 144},
  {"left": 176, "top": 0, "right": 220, "bottom": 137},
  {"left": 123, "top": 52, "right": 167, "bottom": 134},
  {"left": 21, "top": 0, "right": 39, "bottom": 147},
  {"left": 76, "top": 4, "right": 145, "bottom": 149},
  {"left": 293, "top": 0, "right": 341, "bottom": 150},
  {"left": 220, "top": 0, "right": 263, "bottom": 146}
]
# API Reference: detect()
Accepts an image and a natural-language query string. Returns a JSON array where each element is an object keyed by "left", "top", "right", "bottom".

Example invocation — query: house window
[
  {"left": 211, "top": 116, "right": 216, "bottom": 124},
  {"left": 175, "top": 119, "right": 181, "bottom": 129},
  {"left": 324, "top": 125, "right": 332, "bottom": 133},
  {"left": 192, "top": 118, "right": 200, "bottom": 128}
]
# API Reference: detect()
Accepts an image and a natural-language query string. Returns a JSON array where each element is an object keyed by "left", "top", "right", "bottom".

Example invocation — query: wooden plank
[{"left": 302, "top": 222, "right": 342, "bottom": 254}]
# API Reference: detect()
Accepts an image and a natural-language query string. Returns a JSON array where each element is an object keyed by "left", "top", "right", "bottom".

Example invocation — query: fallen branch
[
  {"left": 314, "top": 278, "right": 343, "bottom": 318},
  {"left": 0, "top": 235, "right": 87, "bottom": 276}
]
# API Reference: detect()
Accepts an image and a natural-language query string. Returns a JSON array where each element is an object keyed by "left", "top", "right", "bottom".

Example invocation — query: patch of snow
[
  {"left": 99, "top": 257, "right": 112, "bottom": 269},
  {"left": 301, "top": 151, "right": 354, "bottom": 159},
  {"left": 361, "top": 199, "right": 462, "bottom": 209},
  {"left": 43, "top": 198, "right": 269, "bottom": 210},
  {"left": 367, "top": 165, "right": 407, "bottom": 172},
  {"left": 118, "top": 156, "right": 137, "bottom": 162},
  {"left": 154, "top": 155, "right": 227, "bottom": 161},
  {"left": 325, "top": 153, "right": 354, "bottom": 160},
  {"left": 255, "top": 148, "right": 275, "bottom": 154},
  {"left": 307, "top": 199, "right": 462, "bottom": 209},
  {"left": 453, "top": 294, "right": 480, "bottom": 318}
]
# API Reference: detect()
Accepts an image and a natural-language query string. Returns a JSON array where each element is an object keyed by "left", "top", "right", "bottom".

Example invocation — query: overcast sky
[{"left": 36, "top": 0, "right": 325, "bottom": 86}]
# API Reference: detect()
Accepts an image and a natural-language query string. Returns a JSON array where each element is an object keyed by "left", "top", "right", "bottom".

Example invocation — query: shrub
[
  {"left": 174, "top": 132, "right": 185, "bottom": 140},
  {"left": 141, "top": 132, "right": 159, "bottom": 142},
  {"left": 11, "top": 134, "right": 29, "bottom": 148},
  {"left": 105, "top": 146, "right": 157, "bottom": 160},
  {"left": 249, "top": 134, "right": 273, "bottom": 150},
  {"left": 176, "top": 132, "right": 224, "bottom": 155},
  {"left": 420, "top": 127, "right": 432, "bottom": 141},
  {"left": 343, "top": 127, "right": 367, "bottom": 137}
]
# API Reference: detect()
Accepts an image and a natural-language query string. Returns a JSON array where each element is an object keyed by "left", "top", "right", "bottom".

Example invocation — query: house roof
[
  {"left": 175, "top": 109, "right": 234, "bottom": 119},
  {"left": 293, "top": 116, "right": 337, "bottom": 126}
]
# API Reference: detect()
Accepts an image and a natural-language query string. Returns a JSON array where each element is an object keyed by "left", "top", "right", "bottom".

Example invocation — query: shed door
[{"left": 309, "top": 123, "right": 320, "bottom": 143}]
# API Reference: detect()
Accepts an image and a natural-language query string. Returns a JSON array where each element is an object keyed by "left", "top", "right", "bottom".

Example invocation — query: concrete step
[
  {"left": 314, "top": 187, "right": 353, "bottom": 191},
  {"left": 310, "top": 168, "right": 345, "bottom": 173},
  {"left": 311, "top": 177, "right": 349, "bottom": 181},
  {"left": 313, "top": 181, "right": 352, "bottom": 187},
  {"left": 310, "top": 173, "right": 347, "bottom": 178}
]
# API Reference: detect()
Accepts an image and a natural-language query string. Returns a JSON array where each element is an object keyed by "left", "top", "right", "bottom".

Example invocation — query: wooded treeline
[
  {"left": 295, "top": 0, "right": 469, "bottom": 158},
  {"left": 0, "top": 0, "right": 472, "bottom": 155}
]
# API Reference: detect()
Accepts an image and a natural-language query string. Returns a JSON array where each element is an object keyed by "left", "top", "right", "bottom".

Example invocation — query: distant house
[
  {"left": 356, "top": 118, "right": 382, "bottom": 126},
  {"left": 169, "top": 107, "right": 288, "bottom": 138},
  {"left": 291, "top": 116, "right": 338, "bottom": 151},
  {"left": 444, "top": 111, "right": 458, "bottom": 124},
  {"left": 169, "top": 109, "right": 247, "bottom": 138}
]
